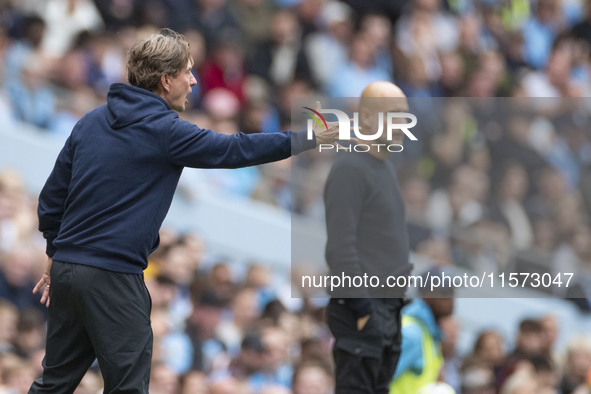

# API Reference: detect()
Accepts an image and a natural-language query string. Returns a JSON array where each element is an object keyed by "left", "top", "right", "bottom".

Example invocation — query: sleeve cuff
[
  {"left": 46, "top": 241, "right": 56, "bottom": 258},
  {"left": 290, "top": 130, "right": 316, "bottom": 155}
]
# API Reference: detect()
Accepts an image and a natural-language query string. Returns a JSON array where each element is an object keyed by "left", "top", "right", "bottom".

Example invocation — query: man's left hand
[{"left": 33, "top": 257, "right": 52, "bottom": 307}]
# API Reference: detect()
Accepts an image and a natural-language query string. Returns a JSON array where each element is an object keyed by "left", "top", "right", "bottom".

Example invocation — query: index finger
[
  {"left": 315, "top": 100, "right": 322, "bottom": 112},
  {"left": 32, "top": 279, "right": 44, "bottom": 294}
]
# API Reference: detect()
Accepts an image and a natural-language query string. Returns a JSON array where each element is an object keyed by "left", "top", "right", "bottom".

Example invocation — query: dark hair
[{"left": 519, "top": 319, "right": 544, "bottom": 334}]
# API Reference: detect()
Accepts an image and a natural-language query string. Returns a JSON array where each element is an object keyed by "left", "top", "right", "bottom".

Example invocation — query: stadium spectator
[
  {"left": 460, "top": 359, "right": 496, "bottom": 394},
  {"left": 0, "top": 301, "right": 18, "bottom": 355},
  {"left": 4, "top": 15, "right": 45, "bottom": 82},
  {"left": 390, "top": 270, "right": 454, "bottom": 393},
  {"left": 40, "top": 0, "right": 103, "bottom": 58},
  {"left": 12, "top": 308, "right": 44, "bottom": 364},
  {"left": 358, "top": 13, "right": 394, "bottom": 78},
  {"left": 0, "top": 246, "right": 41, "bottom": 311},
  {"left": 496, "top": 319, "right": 547, "bottom": 389},
  {"left": 292, "top": 359, "right": 334, "bottom": 394},
  {"left": 304, "top": 1, "right": 353, "bottom": 87},
  {"left": 325, "top": 33, "right": 390, "bottom": 97},
  {"left": 228, "top": 0, "right": 275, "bottom": 53},
  {"left": 259, "top": 325, "right": 292, "bottom": 389},
  {"left": 521, "top": 0, "right": 564, "bottom": 70},
  {"left": 205, "top": 262, "right": 236, "bottom": 307},
  {"left": 6, "top": 53, "right": 55, "bottom": 129},
  {"left": 217, "top": 288, "right": 261, "bottom": 357},
  {"left": 249, "top": 9, "right": 312, "bottom": 88},
  {"left": 149, "top": 361, "right": 180, "bottom": 394},
  {"left": 500, "top": 366, "right": 538, "bottom": 394},
  {"left": 200, "top": 35, "right": 247, "bottom": 106},
  {"left": 180, "top": 370, "right": 209, "bottom": 394},
  {"left": 212, "top": 331, "right": 268, "bottom": 391},
  {"left": 464, "top": 330, "right": 506, "bottom": 369},
  {"left": 560, "top": 338, "right": 591, "bottom": 394},
  {"left": 521, "top": 37, "right": 582, "bottom": 97}
]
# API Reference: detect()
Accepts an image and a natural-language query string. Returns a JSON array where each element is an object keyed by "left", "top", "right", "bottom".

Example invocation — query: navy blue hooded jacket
[{"left": 38, "top": 83, "right": 315, "bottom": 274}]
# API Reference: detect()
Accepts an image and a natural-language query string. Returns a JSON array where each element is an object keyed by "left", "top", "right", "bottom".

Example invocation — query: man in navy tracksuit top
[{"left": 29, "top": 29, "right": 335, "bottom": 393}]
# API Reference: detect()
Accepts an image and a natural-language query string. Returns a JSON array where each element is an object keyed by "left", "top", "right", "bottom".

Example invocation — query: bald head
[
  {"left": 359, "top": 81, "right": 409, "bottom": 145},
  {"left": 360, "top": 81, "right": 408, "bottom": 113},
  {"left": 361, "top": 81, "right": 406, "bottom": 99}
]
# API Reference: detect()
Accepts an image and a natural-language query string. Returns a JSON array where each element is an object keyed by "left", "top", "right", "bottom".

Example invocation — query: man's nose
[{"left": 190, "top": 72, "right": 197, "bottom": 86}]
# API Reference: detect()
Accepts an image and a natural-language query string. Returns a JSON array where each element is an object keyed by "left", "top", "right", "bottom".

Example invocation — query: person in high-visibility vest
[{"left": 390, "top": 270, "right": 454, "bottom": 394}]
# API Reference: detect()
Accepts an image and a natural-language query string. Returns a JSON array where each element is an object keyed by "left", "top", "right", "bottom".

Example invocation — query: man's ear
[{"left": 160, "top": 74, "right": 171, "bottom": 93}]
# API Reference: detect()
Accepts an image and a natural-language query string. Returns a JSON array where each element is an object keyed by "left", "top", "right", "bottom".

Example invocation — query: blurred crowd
[
  {"left": 3, "top": 0, "right": 591, "bottom": 129},
  {"left": 1, "top": 169, "right": 591, "bottom": 394},
  {"left": 2, "top": 0, "right": 591, "bottom": 201},
  {"left": 2, "top": 0, "right": 591, "bottom": 393}
]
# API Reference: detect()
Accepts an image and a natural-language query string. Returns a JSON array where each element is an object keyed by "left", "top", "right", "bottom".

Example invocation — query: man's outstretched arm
[{"left": 167, "top": 101, "right": 342, "bottom": 169}]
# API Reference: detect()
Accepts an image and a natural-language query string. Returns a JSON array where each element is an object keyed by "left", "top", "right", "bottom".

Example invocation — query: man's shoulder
[
  {"left": 67, "top": 105, "right": 107, "bottom": 135},
  {"left": 78, "top": 104, "right": 108, "bottom": 123},
  {"left": 83, "top": 103, "right": 178, "bottom": 127}
]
